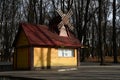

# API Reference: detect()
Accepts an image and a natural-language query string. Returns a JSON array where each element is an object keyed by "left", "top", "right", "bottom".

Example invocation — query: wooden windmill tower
[{"left": 56, "top": 9, "right": 74, "bottom": 37}]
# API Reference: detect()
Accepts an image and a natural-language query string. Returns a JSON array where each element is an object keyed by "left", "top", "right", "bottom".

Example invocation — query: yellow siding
[
  {"left": 16, "top": 31, "right": 29, "bottom": 47},
  {"left": 16, "top": 48, "right": 29, "bottom": 69},
  {"left": 34, "top": 47, "right": 77, "bottom": 68},
  {"left": 51, "top": 49, "right": 77, "bottom": 66}
]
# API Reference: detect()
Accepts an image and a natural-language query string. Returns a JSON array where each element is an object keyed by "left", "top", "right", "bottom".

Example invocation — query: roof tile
[{"left": 19, "top": 23, "right": 81, "bottom": 48}]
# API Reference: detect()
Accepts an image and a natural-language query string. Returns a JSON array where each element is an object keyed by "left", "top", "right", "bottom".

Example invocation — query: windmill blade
[
  {"left": 56, "top": 9, "right": 74, "bottom": 31},
  {"left": 66, "top": 9, "right": 73, "bottom": 18},
  {"left": 67, "top": 23, "right": 74, "bottom": 31},
  {"left": 62, "top": 15, "right": 69, "bottom": 25},
  {"left": 56, "top": 9, "right": 64, "bottom": 17},
  {"left": 58, "top": 21, "right": 64, "bottom": 29}
]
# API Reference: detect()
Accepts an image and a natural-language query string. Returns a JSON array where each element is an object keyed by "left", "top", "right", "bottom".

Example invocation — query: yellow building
[{"left": 13, "top": 23, "right": 81, "bottom": 70}]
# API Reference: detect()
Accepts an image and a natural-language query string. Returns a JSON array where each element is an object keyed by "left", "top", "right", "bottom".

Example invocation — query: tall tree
[
  {"left": 39, "top": 0, "right": 43, "bottom": 24},
  {"left": 0, "top": 0, "right": 20, "bottom": 61},
  {"left": 112, "top": 0, "right": 118, "bottom": 63},
  {"left": 98, "top": 0, "right": 104, "bottom": 65},
  {"left": 67, "top": 0, "right": 73, "bottom": 10}
]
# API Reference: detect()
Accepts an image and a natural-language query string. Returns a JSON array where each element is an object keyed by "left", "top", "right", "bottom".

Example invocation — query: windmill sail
[{"left": 56, "top": 9, "right": 74, "bottom": 36}]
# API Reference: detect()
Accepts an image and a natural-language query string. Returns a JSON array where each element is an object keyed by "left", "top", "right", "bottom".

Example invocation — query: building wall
[
  {"left": 16, "top": 31, "right": 29, "bottom": 47},
  {"left": 14, "top": 30, "right": 30, "bottom": 69},
  {"left": 16, "top": 47, "right": 29, "bottom": 69},
  {"left": 33, "top": 47, "right": 77, "bottom": 68}
]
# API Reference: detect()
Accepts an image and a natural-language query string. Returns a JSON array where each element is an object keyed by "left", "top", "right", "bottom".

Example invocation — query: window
[{"left": 58, "top": 48, "right": 74, "bottom": 57}]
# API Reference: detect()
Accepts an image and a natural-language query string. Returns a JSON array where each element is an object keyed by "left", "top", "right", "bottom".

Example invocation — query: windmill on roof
[{"left": 56, "top": 9, "right": 74, "bottom": 37}]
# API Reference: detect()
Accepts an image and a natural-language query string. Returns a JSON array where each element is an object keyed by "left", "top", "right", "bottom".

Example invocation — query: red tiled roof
[{"left": 17, "top": 23, "right": 81, "bottom": 48}]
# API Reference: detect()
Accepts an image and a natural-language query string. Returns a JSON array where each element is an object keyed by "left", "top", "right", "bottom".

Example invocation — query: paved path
[{"left": 0, "top": 64, "right": 120, "bottom": 80}]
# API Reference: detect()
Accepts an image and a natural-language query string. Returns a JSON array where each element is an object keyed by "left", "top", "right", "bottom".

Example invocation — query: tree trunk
[
  {"left": 67, "top": 0, "right": 73, "bottom": 10},
  {"left": 39, "top": 0, "right": 43, "bottom": 24},
  {"left": 98, "top": 0, "right": 104, "bottom": 65},
  {"left": 27, "top": 0, "right": 35, "bottom": 23},
  {"left": 113, "top": 0, "right": 118, "bottom": 63}
]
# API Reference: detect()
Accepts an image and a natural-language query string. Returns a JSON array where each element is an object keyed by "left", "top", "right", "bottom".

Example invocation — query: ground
[
  {"left": 0, "top": 62, "right": 120, "bottom": 80},
  {"left": 84, "top": 56, "right": 120, "bottom": 63}
]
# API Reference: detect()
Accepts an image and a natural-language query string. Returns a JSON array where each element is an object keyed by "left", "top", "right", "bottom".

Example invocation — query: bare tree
[
  {"left": 112, "top": 0, "right": 118, "bottom": 63},
  {"left": 98, "top": 0, "right": 104, "bottom": 65},
  {"left": 0, "top": 0, "right": 20, "bottom": 61},
  {"left": 0, "top": 0, "right": 119, "bottom": 63}
]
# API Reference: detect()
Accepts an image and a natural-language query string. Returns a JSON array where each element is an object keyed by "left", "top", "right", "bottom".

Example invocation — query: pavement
[{"left": 0, "top": 62, "right": 120, "bottom": 80}]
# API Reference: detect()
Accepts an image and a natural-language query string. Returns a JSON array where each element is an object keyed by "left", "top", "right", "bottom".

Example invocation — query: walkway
[{"left": 0, "top": 63, "right": 120, "bottom": 80}]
